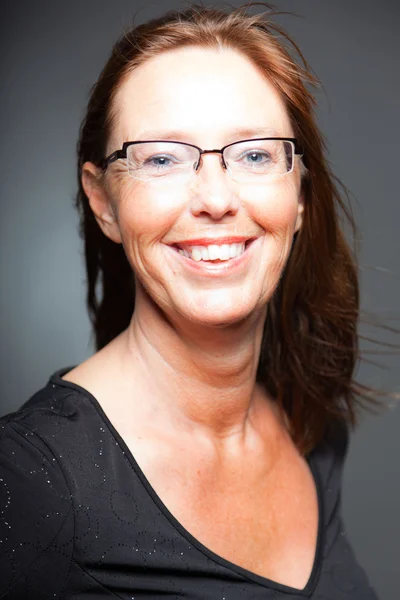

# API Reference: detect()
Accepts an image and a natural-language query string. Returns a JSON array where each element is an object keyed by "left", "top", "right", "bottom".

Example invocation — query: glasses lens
[
  {"left": 224, "top": 139, "right": 294, "bottom": 181},
  {"left": 126, "top": 142, "right": 198, "bottom": 181}
]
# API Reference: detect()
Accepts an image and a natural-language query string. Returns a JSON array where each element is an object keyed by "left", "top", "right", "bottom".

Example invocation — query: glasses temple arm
[{"left": 101, "top": 149, "right": 127, "bottom": 169}]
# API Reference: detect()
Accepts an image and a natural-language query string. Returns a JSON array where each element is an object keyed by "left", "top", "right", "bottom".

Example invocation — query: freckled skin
[
  {"left": 75, "top": 43, "right": 309, "bottom": 438},
  {"left": 94, "top": 47, "right": 303, "bottom": 328},
  {"left": 71, "top": 49, "right": 314, "bottom": 587},
  {"left": 77, "top": 45, "right": 306, "bottom": 438}
]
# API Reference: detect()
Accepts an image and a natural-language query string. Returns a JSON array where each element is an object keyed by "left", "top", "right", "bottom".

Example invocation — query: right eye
[
  {"left": 145, "top": 155, "right": 177, "bottom": 167},
  {"left": 127, "top": 142, "right": 197, "bottom": 178}
]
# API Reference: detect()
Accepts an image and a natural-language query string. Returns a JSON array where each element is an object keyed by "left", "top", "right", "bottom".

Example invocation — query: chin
[{"left": 174, "top": 299, "right": 262, "bottom": 329}]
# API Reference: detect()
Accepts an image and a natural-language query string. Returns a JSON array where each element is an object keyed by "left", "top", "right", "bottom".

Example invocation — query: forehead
[{"left": 111, "top": 46, "right": 293, "bottom": 144}]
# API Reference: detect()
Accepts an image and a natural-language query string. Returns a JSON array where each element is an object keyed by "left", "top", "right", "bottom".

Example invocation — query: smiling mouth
[{"left": 172, "top": 239, "right": 255, "bottom": 262}]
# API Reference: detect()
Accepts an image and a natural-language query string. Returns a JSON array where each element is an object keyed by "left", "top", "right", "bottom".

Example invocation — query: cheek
[
  {"left": 115, "top": 180, "right": 186, "bottom": 241},
  {"left": 111, "top": 180, "right": 190, "bottom": 282},
  {"left": 242, "top": 178, "right": 300, "bottom": 234}
]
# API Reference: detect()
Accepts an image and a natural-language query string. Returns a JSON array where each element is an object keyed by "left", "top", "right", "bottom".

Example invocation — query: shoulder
[
  {"left": 308, "top": 418, "right": 351, "bottom": 531},
  {"left": 309, "top": 418, "right": 350, "bottom": 471},
  {"left": 0, "top": 369, "right": 83, "bottom": 597},
  {"left": 1, "top": 366, "right": 97, "bottom": 443},
  {"left": 325, "top": 418, "right": 350, "bottom": 463},
  {"left": 0, "top": 367, "right": 104, "bottom": 496},
  {"left": 323, "top": 418, "right": 350, "bottom": 493}
]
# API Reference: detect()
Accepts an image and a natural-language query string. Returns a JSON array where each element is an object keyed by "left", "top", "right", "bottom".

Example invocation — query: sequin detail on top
[{"left": 0, "top": 367, "right": 380, "bottom": 599}]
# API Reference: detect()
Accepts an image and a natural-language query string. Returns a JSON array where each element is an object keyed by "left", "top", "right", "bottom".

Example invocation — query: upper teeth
[{"left": 178, "top": 243, "right": 246, "bottom": 262}]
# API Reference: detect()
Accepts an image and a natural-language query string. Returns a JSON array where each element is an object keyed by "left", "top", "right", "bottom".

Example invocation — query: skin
[
  {"left": 67, "top": 46, "right": 316, "bottom": 588},
  {"left": 78, "top": 45, "right": 305, "bottom": 453}
]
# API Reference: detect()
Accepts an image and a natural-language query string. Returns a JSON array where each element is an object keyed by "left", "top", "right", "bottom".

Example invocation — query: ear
[
  {"left": 294, "top": 192, "right": 304, "bottom": 234},
  {"left": 81, "top": 162, "right": 122, "bottom": 244}
]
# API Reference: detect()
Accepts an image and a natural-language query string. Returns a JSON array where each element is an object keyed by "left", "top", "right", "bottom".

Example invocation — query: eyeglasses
[{"left": 101, "top": 138, "right": 303, "bottom": 184}]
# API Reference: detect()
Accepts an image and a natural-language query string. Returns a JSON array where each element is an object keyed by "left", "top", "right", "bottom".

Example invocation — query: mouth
[{"left": 170, "top": 238, "right": 256, "bottom": 263}]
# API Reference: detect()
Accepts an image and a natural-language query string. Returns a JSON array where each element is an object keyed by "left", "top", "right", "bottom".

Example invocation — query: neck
[{"left": 119, "top": 283, "right": 271, "bottom": 441}]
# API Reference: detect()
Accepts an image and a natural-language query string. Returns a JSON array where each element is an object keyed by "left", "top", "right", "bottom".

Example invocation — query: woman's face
[{"left": 86, "top": 47, "right": 304, "bottom": 327}]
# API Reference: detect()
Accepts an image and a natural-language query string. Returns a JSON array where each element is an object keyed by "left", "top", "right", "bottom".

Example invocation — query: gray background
[{"left": 0, "top": 0, "right": 399, "bottom": 597}]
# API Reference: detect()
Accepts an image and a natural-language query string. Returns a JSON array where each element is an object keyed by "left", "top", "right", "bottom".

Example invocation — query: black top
[{"left": 0, "top": 367, "right": 379, "bottom": 599}]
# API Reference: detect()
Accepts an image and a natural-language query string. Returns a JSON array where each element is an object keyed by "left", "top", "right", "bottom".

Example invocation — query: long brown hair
[{"left": 75, "top": 2, "right": 392, "bottom": 455}]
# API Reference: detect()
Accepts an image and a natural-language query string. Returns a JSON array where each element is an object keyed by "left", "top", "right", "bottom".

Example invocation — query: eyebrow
[{"left": 133, "top": 126, "right": 283, "bottom": 143}]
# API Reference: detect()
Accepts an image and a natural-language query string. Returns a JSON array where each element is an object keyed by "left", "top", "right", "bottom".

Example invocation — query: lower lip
[{"left": 165, "top": 238, "right": 259, "bottom": 277}]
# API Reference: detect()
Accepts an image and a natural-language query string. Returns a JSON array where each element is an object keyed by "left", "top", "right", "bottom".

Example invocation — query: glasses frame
[{"left": 101, "top": 137, "right": 304, "bottom": 178}]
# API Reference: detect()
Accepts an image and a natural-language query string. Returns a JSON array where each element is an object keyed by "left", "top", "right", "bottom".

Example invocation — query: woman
[{"left": 0, "top": 3, "right": 383, "bottom": 598}]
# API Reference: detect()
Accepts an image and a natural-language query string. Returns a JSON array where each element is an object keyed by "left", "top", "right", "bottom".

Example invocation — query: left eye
[{"left": 242, "top": 151, "right": 271, "bottom": 164}]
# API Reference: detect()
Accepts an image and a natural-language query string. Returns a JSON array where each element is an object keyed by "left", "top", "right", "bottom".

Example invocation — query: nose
[{"left": 189, "top": 153, "right": 240, "bottom": 220}]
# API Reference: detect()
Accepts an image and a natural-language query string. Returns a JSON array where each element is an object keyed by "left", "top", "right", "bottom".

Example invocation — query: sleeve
[{"left": 0, "top": 418, "right": 74, "bottom": 599}]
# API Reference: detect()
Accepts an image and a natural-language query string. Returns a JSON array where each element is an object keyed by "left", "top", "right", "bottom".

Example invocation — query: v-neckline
[{"left": 51, "top": 366, "right": 325, "bottom": 596}]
